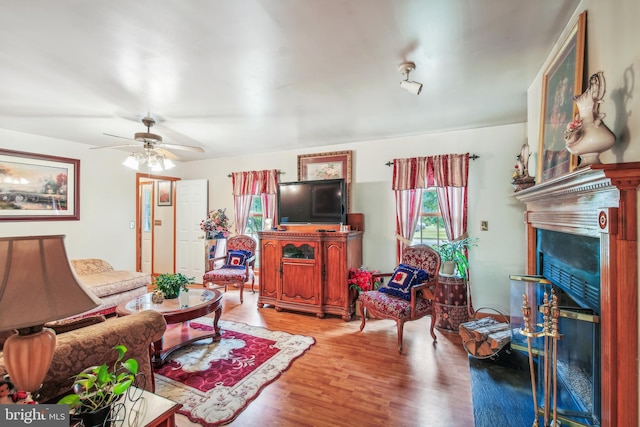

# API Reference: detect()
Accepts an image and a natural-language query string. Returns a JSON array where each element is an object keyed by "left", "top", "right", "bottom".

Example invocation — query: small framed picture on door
[{"left": 157, "top": 181, "right": 172, "bottom": 206}]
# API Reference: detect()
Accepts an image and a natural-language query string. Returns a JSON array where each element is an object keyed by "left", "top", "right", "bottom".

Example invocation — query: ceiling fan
[{"left": 93, "top": 116, "right": 205, "bottom": 160}]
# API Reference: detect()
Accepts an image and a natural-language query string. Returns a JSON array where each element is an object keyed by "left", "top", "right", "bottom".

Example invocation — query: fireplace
[{"left": 514, "top": 163, "right": 640, "bottom": 427}]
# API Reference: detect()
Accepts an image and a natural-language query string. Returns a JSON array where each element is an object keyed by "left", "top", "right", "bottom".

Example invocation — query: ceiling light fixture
[
  {"left": 123, "top": 148, "right": 175, "bottom": 171},
  {"left": 398, "top": 62, "right": 423, "bottom": 95}
]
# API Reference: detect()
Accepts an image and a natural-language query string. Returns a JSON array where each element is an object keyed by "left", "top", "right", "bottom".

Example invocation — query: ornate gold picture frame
[
  {"left": 297, "top": 150, "right": 352, "bottom": 212},
  {"left": 537, "top": 11, "right": 586, "bottom": 183}
]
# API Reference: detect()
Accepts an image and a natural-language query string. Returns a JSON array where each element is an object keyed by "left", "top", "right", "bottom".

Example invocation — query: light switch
[
  {"left": 129, "top": 221, "right": 135, "bottom": 229},
  {"left": 481, "top": 221, "right": 488, "bottom": 231}
]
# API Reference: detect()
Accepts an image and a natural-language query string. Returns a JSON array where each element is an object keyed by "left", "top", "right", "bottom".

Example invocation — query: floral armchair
[
  {"left": 358, "top": 245, "right": 441, "bottom": 353},
  {"left": 202, "top": 235, "right": 256, "bottom": 304}
]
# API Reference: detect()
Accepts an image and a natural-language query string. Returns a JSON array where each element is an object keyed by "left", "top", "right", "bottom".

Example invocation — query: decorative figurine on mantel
[
  {"left": 564, "top": 71, "right": 616, "bottom": 167},
  {"left": 512, "top": 142, "right": 535, "bottom": 192}
]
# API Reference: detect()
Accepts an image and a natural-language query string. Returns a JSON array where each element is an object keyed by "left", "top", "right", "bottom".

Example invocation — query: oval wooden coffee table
[{"left": 116, "top": 288, "right": 223, "bottom": 367}]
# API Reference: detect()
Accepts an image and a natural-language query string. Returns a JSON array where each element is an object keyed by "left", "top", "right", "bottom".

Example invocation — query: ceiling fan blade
[
  {"left": 103, "top": 133, "right": 137, "bottom": 141},
  {"left": 161, "top": 142, "right": 205, "bottom": 153},
  {"left": 154, "top": 147, "right": 180, "bottom": 160},
  {"left": 90, "top": 143, "right": 140, "bottom": 150}
]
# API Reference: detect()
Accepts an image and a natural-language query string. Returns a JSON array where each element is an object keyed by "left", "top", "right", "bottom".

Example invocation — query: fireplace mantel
[{"left": 515, "top": 163, "right": 640, "bottom": 427}]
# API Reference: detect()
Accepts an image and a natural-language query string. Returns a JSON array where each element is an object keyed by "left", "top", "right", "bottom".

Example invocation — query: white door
[
  {"left": 140, "top": 183, "right": 153, "bottom": 274},
  {"left": 176, "top": 179, "right": 208, "bottom": 282}
]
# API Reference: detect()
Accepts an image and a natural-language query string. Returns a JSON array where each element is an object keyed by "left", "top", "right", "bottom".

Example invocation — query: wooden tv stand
[{"left": 257, "top": 229, "right": 363, "bottom": 320}]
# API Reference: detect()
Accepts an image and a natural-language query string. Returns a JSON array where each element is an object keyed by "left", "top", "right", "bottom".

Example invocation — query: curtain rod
[
  {"left": 227, "top": 170, "right": 285, "bottom": 178},
  {"left": 384, "top": 154, "right": 479, "bottom": 166}
]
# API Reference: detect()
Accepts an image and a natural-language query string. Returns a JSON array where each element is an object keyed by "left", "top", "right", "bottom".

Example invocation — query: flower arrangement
[
  {"left": 201, "top": 208, "right": 231, "bottom": 238},
  {"left": 348, "top": 266, "right": 380, "bottom": 295}
]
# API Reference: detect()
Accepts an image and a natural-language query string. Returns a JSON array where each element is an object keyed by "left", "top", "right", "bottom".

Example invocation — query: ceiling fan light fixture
[
  {"left": 123, "top": 154, "right": 139, "bottom": 170},
  {"left": 163, "top": 158, "right": 176, "bottom": 170},
  {"left": 123, "top": 151, "right": 174, "bottom": 171},
  {"left": 134, "top": 132, "right": 163, "bottom": 143}
]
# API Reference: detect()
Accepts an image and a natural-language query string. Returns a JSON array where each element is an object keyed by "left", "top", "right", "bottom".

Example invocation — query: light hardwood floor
[{"left": 174, "top": 286, "right": 475, "bottom": 427}]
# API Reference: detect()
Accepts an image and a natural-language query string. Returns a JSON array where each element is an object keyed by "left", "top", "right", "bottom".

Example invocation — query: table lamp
[{"left": 0, "top": 235, "right": 101, "bottom": 392}]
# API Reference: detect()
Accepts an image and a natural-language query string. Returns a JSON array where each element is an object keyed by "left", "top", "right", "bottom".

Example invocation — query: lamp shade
[{"left": 0, "top": 235, "right": 101, "bottom": 330}]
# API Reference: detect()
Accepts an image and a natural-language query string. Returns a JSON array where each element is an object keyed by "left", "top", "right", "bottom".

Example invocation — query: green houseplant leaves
[
  {"left": 435, "top": 237, "right": 478, "bottom": 279},
  {"left": 152, "top": 273, "right": 195, "bottom": 299},
  {"left": 58, "top": 345, "right": 138, "bottom": 414}
]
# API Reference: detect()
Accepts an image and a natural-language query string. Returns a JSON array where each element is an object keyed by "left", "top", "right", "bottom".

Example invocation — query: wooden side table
[{"left": 434, "top": 274, "right": 468, "bottom": 332}]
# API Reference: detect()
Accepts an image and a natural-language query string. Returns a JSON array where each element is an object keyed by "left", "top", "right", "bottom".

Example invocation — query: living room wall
[{"left": 175, "top": 122, "right": 528, "bottom": 312}]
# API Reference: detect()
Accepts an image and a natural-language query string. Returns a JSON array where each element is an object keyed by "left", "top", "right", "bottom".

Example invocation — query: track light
[
  {"left": 400, "top": 80, "right": 423, "bottom": 95},
  {"left": 398, "top": 62, "right": 423, "bottom": 95}
]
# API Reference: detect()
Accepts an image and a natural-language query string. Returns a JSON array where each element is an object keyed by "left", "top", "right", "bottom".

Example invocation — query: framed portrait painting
[
  {"left": 537, "top": 11, "right": 586, "bottom": 183},
  {"left": 157, "top": 180, "right": 173, "bottom": 206},
  {"left": 298, "top": 150, "right": 352, "bottom": 212},
  {"left": 0, "top": 149, "right": 80, "bottom": 221}
]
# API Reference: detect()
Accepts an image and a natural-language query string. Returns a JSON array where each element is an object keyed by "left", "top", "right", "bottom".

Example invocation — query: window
[
  {"left": 243, "top": 196, "right": 263, "bottom": 267},
  {"left": 142, "top": 186, "right": 152, "bottom": 232},
  {"left": 244, "top": 196, "right": 263, "bottom": 234},
  {"left": 412, "top": 189, "right": 447, "bottom": 246}
]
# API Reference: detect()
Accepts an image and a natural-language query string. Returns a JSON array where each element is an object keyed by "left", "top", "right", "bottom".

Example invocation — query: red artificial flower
[{"left": 348, "top": 267, "right": 379, "bottom": 293}]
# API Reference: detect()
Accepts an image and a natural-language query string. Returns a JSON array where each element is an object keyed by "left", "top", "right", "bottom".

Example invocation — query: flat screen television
[{"left": 277, "top": 179, "right": 346, "bottom": 225}]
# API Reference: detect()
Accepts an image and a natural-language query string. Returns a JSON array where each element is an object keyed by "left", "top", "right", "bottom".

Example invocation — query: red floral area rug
[{"left": 153, "top": 319, "right": 315, "bottom": 426}]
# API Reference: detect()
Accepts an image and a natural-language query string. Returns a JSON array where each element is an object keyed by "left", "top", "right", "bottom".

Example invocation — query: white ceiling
[{"left": 0, "top": 1, "right": 579, "bottom": 162}]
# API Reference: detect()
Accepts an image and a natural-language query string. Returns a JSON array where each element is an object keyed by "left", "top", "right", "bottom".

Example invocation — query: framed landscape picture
[
  {"left": 0, "top": 149, "right": 80, "bottom": 221},
  {"left": 298, "top": 150, "right": 352, "bottom": 212},
  {"left": 297, "top": 150, "right": 352, "bottom": 183},
  {"left": 157, "top": 180, "right": 173, "bottom": 206},
  {"left": 537, "top": 11, "right": 586, "bottom": 183}
]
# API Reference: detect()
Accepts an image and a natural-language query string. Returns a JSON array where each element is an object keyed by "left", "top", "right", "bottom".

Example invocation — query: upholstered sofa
[
  {"left": 0, "top": 310, "right": 167, "bottom": 403},
  {"left": 71, "top": 259, "right": 150, "bottom": 317}
]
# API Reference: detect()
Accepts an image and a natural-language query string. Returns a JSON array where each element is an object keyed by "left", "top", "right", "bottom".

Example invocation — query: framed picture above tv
[{"left": 297, "top": 150, "right": 352, "bottom": 212}]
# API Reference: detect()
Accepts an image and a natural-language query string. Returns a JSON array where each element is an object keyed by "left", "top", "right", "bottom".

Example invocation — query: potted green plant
[
  {"left": 435, "top": 237, "right": 478, "bottom": 279},
  {"left": 58, "top": 345, "right": 138, "bottom": 427},
  {"left": 153, "top": 273, "right": 194, "bottom": 299}
]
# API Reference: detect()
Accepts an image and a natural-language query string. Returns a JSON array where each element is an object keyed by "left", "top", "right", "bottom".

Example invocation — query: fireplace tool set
[{"left": 521, "top": 290, "right": 562, "bottom": 427}]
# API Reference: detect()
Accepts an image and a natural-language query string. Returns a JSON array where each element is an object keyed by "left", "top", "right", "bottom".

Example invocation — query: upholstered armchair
[
  {"left": 358, "top": 244, "right": 441, "bottom": 353},
  {"left": 202, "top": 235, "right": 256, "bottom": 304}
]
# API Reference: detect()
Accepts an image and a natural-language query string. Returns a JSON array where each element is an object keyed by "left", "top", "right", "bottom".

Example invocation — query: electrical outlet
[{"left": 481, "top": 221, "right": 488, "bottom": 231}]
